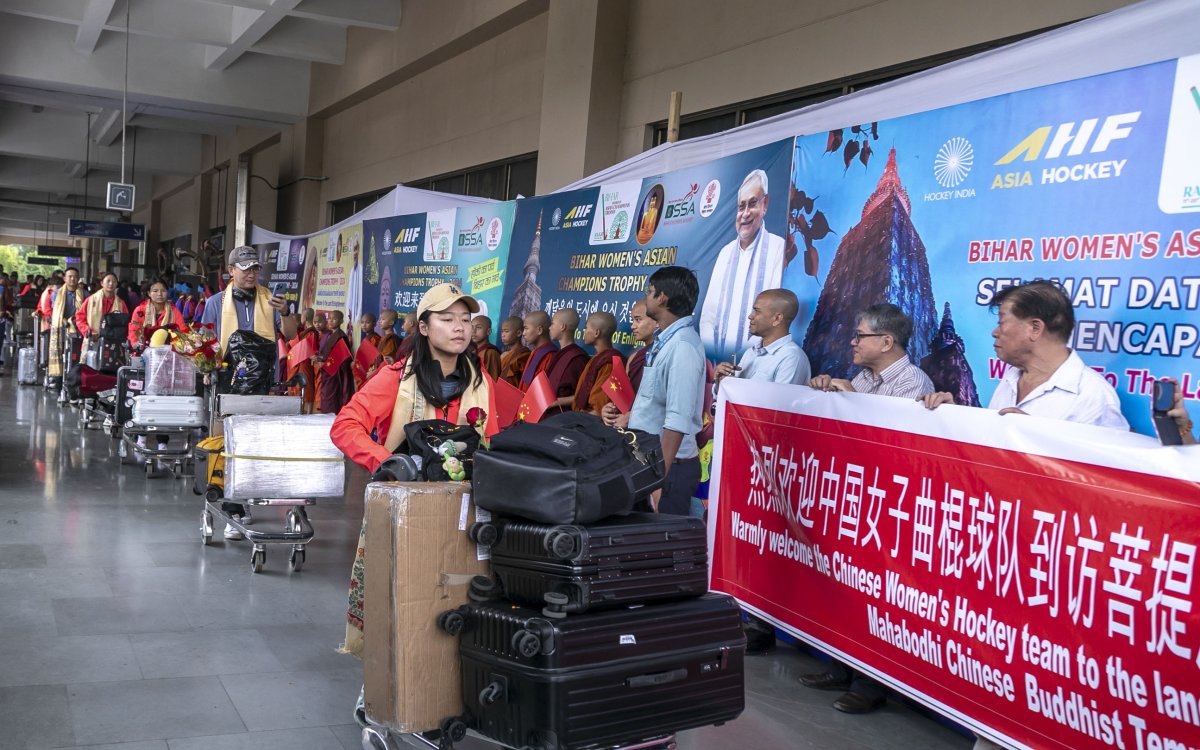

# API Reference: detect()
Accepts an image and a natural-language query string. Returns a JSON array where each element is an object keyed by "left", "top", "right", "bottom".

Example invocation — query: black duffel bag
[
  {"left": 403, "top": 419, "right": 482, "bottom": 481},
  {"left": 472, "top": 412, "right": 665, "bottom": 524},
  {"left": 100, "top": 311, "right": 131, "bottom": 342}
]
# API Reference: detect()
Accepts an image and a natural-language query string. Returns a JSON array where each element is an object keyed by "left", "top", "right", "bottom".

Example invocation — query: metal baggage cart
[
  {"left": 201, "top": 374, "right": 321, "bottom": 573},
  {"left": 360, "top": 723, "right": 677, "bottom": 750}
]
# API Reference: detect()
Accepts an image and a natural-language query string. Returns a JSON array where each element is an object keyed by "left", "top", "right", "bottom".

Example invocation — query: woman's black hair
[{"left": 409, "top": 308, "right": 484, "bottom": 408}]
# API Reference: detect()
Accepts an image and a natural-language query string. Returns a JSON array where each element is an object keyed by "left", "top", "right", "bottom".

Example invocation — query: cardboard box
[{"left": 362, "top": 481, "right": 491, "bottom": 733}]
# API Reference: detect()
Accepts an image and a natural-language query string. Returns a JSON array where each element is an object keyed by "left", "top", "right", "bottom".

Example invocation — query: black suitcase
[
  {"left": 116, "top": 366, "right": 145, "bottom": 427},
  {"left": 472, "top": 412, "right": 665, "bottom": 525},
  {"left": 474, "top": 513, "right": 708, "bottom": 615},
  {"left": 438, "top": 593, "right": 745, "bottom": 750}
]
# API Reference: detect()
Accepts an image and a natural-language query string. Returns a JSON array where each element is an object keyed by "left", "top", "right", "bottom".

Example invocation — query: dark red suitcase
[
  {"left": 438, "top": 593, "right": 745, "bottom": 750},
  {"left": 472, "top": 512, "right": 708, "bottom": 615}
]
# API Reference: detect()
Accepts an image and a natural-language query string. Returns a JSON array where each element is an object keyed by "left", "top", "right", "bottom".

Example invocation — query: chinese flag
[
  {"left": 322, "top": 337, "right": 351, "bottom": 376},
  {"left": 493, "top": 377, "right": 525, "bottom": 427},
  {"left": 286, "top": 335, "right": 315, "bottom": 378},
  {"left": 354, "top": 337, "right": 380, "bottom": 374},
  {"left": 516, "top": 371, "right": 555, "bottom": 423},
  {"left": 601, "top": 356, "right": 636, "bottom": 413}
]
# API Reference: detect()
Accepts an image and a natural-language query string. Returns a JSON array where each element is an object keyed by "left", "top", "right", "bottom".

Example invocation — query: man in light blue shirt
[
  {"left": 603, "top": 266, "right": 706, "bottom": 516},
  {"left": 714, "top": 289, "right": 810, "bottom": 394}
]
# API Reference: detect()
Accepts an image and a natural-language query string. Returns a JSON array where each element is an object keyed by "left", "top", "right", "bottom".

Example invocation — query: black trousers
[{"left": 657, "top": 456, "right": 701, "bottom": 516}]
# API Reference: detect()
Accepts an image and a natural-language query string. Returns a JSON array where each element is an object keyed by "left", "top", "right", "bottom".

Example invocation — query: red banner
[{"left": 710, "top": 379, "right": 1200, "bottom": 750}]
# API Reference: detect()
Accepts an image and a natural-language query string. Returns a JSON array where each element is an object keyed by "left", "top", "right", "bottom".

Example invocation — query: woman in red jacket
[
  {"left": 127, "top": 280, "right": 189, "bottom": 352},
  {"left": 331, "top": 283, "right": 497, "bottom": 658}
]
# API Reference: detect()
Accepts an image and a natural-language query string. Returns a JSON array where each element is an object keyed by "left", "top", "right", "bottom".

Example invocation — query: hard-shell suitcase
[
  {"left": 193, "top": 436, "right": 224, "bottom": 500},
  {"left": 439, "top": 593, "right": 745, "bottom": 750},
  {"left": 217, "top": 394, "right": 301, "bottom": 416},
  {"left": 17, "top": 347, "right": 37, "bottom": 385},
  {"left": 475, "top": 512, "right": 708, "bottom": 615},
  {"left": 116, "top": 366, "right": 145, "bottom": 426},
  {"left": 131, "top": 395, "right": 206, "bottom": 427}
]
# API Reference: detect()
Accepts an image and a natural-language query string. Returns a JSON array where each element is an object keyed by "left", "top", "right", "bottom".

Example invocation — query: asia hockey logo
[{"left": 934, "top": 137, "right": 974, "bottom": 188}]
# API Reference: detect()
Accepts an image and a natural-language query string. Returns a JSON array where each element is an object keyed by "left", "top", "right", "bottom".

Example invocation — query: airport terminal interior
[{"left": 0, "top": 0, "right": 1178, "bottom": 748}]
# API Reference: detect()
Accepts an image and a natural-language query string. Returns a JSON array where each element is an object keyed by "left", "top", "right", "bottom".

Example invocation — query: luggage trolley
[
  {"left": 199, "top": 379, "right": 334, "bottom": 574},
  {"left": 359, "top": 723, "right": 677, "bottom": 750},
  {"left": 119, "top": 347, "right": 206, "bottom": 476}
]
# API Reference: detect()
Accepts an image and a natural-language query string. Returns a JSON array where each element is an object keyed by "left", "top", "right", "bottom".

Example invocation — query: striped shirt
[{"left": 850, "top": 355, "right": 934, "bottom": 399}]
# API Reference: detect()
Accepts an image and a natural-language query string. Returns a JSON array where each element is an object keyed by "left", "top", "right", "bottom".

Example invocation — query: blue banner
[
  {"left": 787, "top": 56, "right": 1200, "bottom": 435},
  {"left": 500, "top": 140, "right": 794, "bottom": 355}
]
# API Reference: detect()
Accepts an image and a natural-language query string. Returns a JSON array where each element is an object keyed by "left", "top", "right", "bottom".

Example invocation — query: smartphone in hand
[
  {"left": 1152, "top": 380, "right": 1183, "bottom": 446},
  {"left": 271, "top": 282, "right": 288, "bottom": 298}
]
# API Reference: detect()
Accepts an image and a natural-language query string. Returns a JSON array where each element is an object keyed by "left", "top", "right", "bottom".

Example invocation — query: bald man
[
  {"left": 572, "top": 311, "right": 625, "bottom": 415},
  {"left": 544, "top": 307, "right": 589, "bottom": 412},
  {"left": 377, "top": 309, "right": 401, "bottom": 365},
  {"left": 498, "top": 316, "right": 529, "bottom": 387},
  {"left": 519, "top": 310, "right": 556, "bottom": 392},
  {"left": 714, "top": 288, "right": 810, "bottom": 392}
]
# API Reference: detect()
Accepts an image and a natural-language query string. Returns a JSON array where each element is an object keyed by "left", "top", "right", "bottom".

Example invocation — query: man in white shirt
[
  {"left": 923, "top": 280, "right": 1128, "bottom": 431},
  {"left": 698, "top": 169, "right": 786, "bottom": 361},
  {"left": 714, "top": 288, "right": 810, "bottom": 392}
]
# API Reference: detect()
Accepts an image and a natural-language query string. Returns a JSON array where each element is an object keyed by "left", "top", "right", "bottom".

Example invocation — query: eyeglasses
[{"left": 850, "top": 332, "right": 888, "bottom": 343}]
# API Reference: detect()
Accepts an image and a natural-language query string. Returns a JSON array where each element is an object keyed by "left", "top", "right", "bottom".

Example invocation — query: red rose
[{"left": 466, "top": 407, "right": 485, "bottom": 425}]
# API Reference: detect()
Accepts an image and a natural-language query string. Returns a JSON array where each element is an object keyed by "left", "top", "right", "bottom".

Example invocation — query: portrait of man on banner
[{"left": 699, "top": 168, "right": 786, "bottom": 361}]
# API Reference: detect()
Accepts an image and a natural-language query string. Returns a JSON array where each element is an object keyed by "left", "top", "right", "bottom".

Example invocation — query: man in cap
[{"left": 200, "top": 246, "right": 297, "bottom": 540}]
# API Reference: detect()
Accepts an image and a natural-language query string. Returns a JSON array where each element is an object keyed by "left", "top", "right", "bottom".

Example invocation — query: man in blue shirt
[
  {"left": 602, "top": 266, "right": 706, "bottom": 515},
  {"left": 713, "top": 288, "right": 810, "bottom": 394}
]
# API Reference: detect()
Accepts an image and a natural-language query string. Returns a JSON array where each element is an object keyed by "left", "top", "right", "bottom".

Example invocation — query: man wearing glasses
[
  {"left": 698, "top": 169, "right": 786, "bottom": 361},
  {"left": 809, "top": 302, "right": 934, "bottom": 399},
  {"left": 801, "top": 302, "right": 934, "bottom": 714}
]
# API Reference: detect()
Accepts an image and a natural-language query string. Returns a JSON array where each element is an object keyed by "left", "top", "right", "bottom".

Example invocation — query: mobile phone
[
  {"left": 271, "top": 282, "right": 287, "bottom": 298},
  {"left": 1152, "top": 380, "right": 1183, "bottom": 446}
]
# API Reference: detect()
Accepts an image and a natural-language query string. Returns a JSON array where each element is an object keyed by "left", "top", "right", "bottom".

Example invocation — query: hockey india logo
[{"left": 934, "top": 137, "right": 974, "bottom": 188}]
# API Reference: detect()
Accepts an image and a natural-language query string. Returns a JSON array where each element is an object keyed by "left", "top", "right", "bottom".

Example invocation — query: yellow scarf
[
  {"left": 382, "top": 359, "right": 491, "bottom": 452},
  {"left": 219, "top": 285, "right": 275, "bottom": 356},
  {"left": 50, "top": 286, "right": 84, "bottom": 328}
]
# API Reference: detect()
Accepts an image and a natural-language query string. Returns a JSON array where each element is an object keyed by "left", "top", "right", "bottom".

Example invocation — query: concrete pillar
[
  {"left": 276, "top": 118, "right": 325, "bottom": 236},
  {"left": 534, "top": 0, "right": 629, "bottom": 194},
  {"left": 193, "top": 173, "right": 212, "bottom": 273}
]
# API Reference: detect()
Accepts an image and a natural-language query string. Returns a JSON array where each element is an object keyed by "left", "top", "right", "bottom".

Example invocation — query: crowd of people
[{"left": 8, "top": 248, "right": 1196, "bottom": 744}]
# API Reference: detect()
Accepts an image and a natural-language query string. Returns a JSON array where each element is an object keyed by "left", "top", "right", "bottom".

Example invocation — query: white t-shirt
[{"left": 988, "top": 350, "right": 1129, "bottom": 431}]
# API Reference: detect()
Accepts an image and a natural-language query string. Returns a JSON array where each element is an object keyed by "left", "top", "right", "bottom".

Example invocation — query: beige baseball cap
[{"left": 417, "top": 283, "right": 480, "bottom": 318}]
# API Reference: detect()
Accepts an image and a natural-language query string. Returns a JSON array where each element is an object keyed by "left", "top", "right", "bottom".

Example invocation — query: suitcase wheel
[
  {"left": 467, "top": 521, "right": 498, "bottom": 547},
  {"left": 541, "top": 592, "right": 569, "bottom": 620},
  {"left": 439, "top": 717, "right": 467, "bottom": 744},
  {"left": 543, "top": 528, "right": 580, "bottom": 560},
  {"left": 478, "top": 679, "right": 507, "bottom": 707},
  {"left": 467, "top": 575, "right": 500, "bottom": 603},
  {"left": 511, "top": 629, "right": 543, "bottom": 658},
  {"left": 437, "top": 609, "right": 466, "bottom": 636},
  {"left": 205, "top": 486, "right": 222, "bottom": 503}
]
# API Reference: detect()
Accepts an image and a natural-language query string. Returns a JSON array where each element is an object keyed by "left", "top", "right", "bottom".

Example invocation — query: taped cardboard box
[{"left": 362, "top": 481, "right": 490, "bottom": 733}]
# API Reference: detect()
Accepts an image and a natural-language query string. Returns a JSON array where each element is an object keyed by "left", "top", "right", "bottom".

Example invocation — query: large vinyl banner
[
  {"left": 253, "top": 238, "right": 306, "bottom": 316},
  {"left": 361, "top": 202, "right": 515, "bottom": 322},
  {"left": 787, "top": 56, "right": 1200, "bottom": 435},
  {"left": 710, "top": 379, "right": 1200, "bottom": 750},
  {"left": 500, "top": 140, "right": 793, "bottom": 354}
]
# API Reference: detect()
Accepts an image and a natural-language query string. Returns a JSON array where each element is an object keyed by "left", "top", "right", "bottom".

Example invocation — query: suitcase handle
[{"left": 626, "top": 668, "right": 688, "bottom": 688}]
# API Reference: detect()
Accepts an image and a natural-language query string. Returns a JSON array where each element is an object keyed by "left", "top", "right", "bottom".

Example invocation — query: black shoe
[
  {"left": 833, "top": 690, "right": 885, "bottom": 714},
  {"left": 744, "top": 629, "right": 776, "bottom": 655},
  {"left": 798, "top": 670, "right": 852, "bottom": 691}
]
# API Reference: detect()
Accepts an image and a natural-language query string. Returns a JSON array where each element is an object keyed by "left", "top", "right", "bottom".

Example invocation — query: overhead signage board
[
  {"left": 68, "top": 219, "right": 145, "bottom": 241},
  {"left": 106, "top": 182, "right": 135, "bottom": 212}
]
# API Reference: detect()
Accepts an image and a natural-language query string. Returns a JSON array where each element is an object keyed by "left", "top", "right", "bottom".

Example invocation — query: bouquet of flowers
[{"left": 169, "top": 326, "right": 221, "bottom": 373}]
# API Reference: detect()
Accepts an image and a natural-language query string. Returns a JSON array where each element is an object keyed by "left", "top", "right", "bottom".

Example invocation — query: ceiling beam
[
  {"left": 204, "top": 0, "right": 304, "bottom": 71},
  {"left": 75, "top": 0, "right": 119, "bottom": 54}
]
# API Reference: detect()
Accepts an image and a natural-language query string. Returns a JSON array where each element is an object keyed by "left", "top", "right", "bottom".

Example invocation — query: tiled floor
[{"left": 0, "top": 378, "right": 972, "bottom": 749}]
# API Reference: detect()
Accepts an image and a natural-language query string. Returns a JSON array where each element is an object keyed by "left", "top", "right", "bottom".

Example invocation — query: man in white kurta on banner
[{"left": 698, "top": 169, "right": 786, "bottom": 361}]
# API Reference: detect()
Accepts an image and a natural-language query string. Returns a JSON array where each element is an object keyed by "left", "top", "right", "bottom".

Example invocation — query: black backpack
[{"left": 472, "top": 412, "right": 665, "bottom": 524}]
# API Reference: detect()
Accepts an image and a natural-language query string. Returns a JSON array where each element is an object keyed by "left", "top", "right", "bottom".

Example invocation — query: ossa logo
[
  {"left": 665, "top": 183, "right": 700, "bottom": 220},
  {"left": 991, "top": 112, "right": 1139, "bottom": 191}
]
